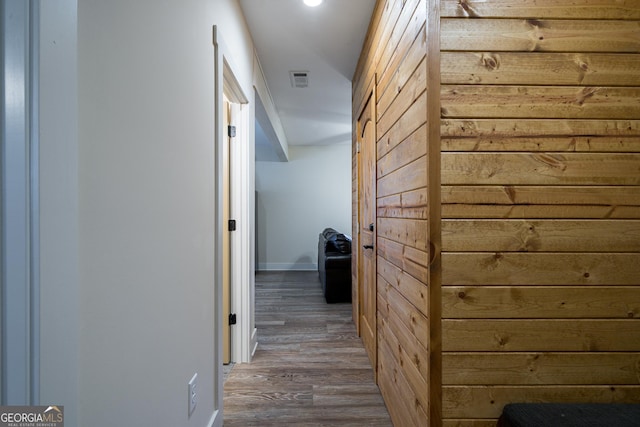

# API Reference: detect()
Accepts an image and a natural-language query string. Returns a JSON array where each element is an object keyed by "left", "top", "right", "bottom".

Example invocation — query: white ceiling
[{"left": 238, "top": 0, "right": 376, "bottom": 160}]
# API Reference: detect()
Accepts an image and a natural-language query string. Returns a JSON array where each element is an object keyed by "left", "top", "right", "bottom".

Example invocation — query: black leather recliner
[{"left": 318, "top": 228, "right": 352, "bottom": 303}]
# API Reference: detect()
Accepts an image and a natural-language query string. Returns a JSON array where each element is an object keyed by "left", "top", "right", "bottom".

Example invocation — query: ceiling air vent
[{"left": 290, "top": 71, "right": 309, "bottom": 88}]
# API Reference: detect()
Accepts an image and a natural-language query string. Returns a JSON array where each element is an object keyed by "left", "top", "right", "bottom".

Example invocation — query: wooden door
[{"left": 357, "top": 92, "right": 377, "bottom": 374}]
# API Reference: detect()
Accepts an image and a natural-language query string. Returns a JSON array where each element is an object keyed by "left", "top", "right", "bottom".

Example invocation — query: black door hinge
[
  {"left": 228, "top": 219, "right": 236, "bottom": 231},
  {"left": 228, "top": 125, "right": 236, "bottom": 138},
  {"left": 229, "top": 313, "right": 237, "bottom": 325}
]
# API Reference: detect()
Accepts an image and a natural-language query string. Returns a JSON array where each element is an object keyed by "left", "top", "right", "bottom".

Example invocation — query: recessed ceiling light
[{"left": 304, "top": 0, "right": 322, "bottom": 7}]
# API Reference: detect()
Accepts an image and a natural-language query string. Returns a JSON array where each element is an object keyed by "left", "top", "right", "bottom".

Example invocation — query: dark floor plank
[{"left": 223, "top": 271, "right": 392, "bottom": 426}]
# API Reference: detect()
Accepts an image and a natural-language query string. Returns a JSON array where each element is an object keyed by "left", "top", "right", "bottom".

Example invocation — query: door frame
[
  {"left": 1, "top": 0, "right": 40, "bottom": 405},
  {"left": 222, "top": 96, "right": 232, "bottom": 364},
  {"left": 213, "top": 25, "right": 255, "bottom": 419},
  {"left": 353, "top": 76, "right": 376, "bottom": 334}
]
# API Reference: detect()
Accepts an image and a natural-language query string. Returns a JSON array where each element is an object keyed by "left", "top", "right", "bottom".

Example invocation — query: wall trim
[
  {"left": 250, "top": 327, "right": 258, "bottom": 358},
  {"left": 1, "top": 0, "right": 40, "bottom": 405},
  {"left": 207, "top": 409, "right": 222, "bottom": 427},
  {"left": 257, "top": 263, "right": 317, "bottom": 271}
]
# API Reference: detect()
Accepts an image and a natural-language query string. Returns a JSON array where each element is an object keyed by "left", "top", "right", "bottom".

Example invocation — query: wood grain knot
[
  {"left": 481, "top": 54, "right": 500, "bottom": 71},
  {"left": 526, "top": 19, "right": 547, "bottom": 28},
  {"left": 458, "top": 291, "right": 466, "bottom": 299},
  {"left": 532, "top": 154, "right": 567, "bottom": 171},
  {"left": 413, "top": 354, "right": 421, "bottom": 368},
  {"left": 495, "top": 335, "right": 509, "bottom": 346},
  {"left": 457, "top": 0, "right": 479, "bottom": 17},
  {"left": 502, "top": 186, "right": 516, "bottom": 203}
]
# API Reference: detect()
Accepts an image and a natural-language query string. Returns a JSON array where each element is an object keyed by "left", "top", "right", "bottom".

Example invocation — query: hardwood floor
[{"left": 223, "top": 270, "right": 392, "bottom": 426}]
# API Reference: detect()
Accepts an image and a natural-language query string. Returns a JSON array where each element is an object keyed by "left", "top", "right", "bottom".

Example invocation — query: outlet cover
[{"left": 188, "top": 373, "right": 198, "bottom": 416}]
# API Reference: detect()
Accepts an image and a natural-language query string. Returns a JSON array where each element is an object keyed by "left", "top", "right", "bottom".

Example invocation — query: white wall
[
  {"left": 71, "top": 0, "right": 255, "bottom": 425},
  {"left": 255, "top": 144, "right": 352, "bottom": 271}
]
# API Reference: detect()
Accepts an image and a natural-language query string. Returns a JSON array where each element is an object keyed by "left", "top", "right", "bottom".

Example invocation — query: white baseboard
[
  {"left": 208, "top": 409, "right": 222, "bottom": 427},
  {"left": 250, "top": 327, "right": 258, "bottom": 359},
  {"left": 257, "top": 262, "right": 317, "bottom": 271}
]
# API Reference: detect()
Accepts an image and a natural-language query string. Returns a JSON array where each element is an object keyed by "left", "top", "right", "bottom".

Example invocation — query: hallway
[{"left": 223, "top": 271, "right": 392, "bottom": 426}]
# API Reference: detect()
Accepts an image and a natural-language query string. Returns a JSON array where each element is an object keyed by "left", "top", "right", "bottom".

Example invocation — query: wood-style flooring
[{"left": 223, "top": 270, "right": 392, "bottom": 426}]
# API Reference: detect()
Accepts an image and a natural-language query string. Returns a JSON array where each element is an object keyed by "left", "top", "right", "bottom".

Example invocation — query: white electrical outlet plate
[{"left": 188, "top": 373, "right": 198, "bottom": 416}]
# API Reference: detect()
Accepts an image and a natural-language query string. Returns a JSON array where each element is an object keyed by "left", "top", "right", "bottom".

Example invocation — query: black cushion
[
  {"left": 326, "top": 234, "right": 351, "bottom": 254},
  {"left": 498, "top": 403, "right": 640, "bottom": 427},
  {"left": 322, "top": 228, "right": 338, "bottom": 239}
]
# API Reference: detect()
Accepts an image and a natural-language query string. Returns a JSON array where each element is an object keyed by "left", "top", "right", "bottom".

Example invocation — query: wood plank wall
[
  {"left": 353, "top": 0, "right": 433, "bottom": 425},
  {"left": 354, "top": 1, "right": 640, "bottom": 426},
  {"left": 440, "top": 0, "right": 640, "bottom": 425}
]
